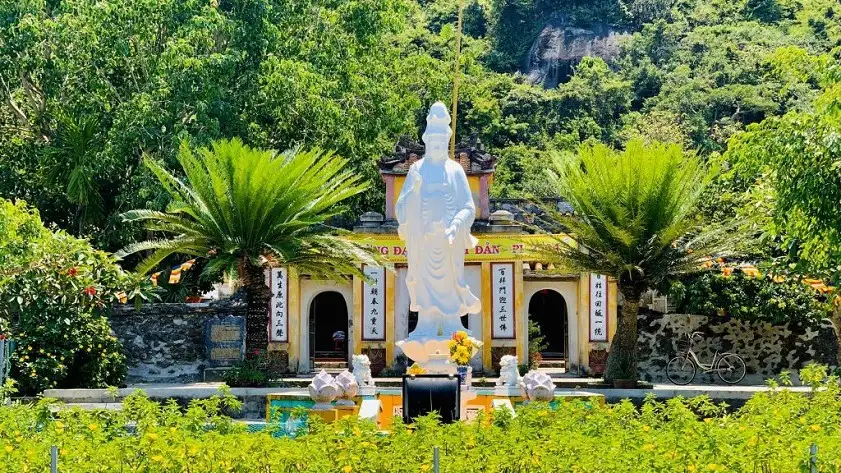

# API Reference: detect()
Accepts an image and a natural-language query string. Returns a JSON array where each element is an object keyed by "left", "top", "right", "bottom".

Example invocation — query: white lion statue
[
  {"left": 352, "top": 354, "right": 374, "bottom": 387},
  {"left": 496, "top": 355, "right": 521, "bottom": 387}
]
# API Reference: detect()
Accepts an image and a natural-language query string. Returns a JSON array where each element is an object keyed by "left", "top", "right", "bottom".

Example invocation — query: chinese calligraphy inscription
[
  {"left": 491, "top": 263, "right": 515, "bottom": 339},
  {"left": 269, "top": 267, "right": 288, "bottom": 342},
  {"left": 589, "top": 273, "right": 608, "bottom": 341},
  {"left": 362, "top": 265, "right": 386, "bottom": 341}
]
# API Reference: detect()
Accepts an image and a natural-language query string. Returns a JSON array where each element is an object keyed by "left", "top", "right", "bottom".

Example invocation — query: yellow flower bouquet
[{"left": 448, "top": 330, "right": 479, "bottom": 366}]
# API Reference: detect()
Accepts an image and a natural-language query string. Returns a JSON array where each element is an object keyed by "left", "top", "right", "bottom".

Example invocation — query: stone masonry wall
[
  {"left": 637, "top": 312, "right": 838, "bottom": 383},
  {"left": 110, "top": 301, "right": 246, "bottom": 383}
]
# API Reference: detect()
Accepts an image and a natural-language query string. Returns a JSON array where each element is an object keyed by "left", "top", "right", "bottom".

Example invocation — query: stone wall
[
  {"left": 110, "top": 301, "right": 246, "bottom": 383},
  {"left": 637, "top": 312, "right": 838, "bottom": 383}
]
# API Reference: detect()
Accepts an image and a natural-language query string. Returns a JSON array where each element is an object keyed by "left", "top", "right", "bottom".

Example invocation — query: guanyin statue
[{"left": 395, "top": 102, "right": 481, "bottom": 370}]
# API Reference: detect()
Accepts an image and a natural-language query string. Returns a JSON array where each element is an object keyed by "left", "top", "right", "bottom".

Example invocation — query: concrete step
[
  {"left": 538, "top": 359, "right": 566, "bottom": 369},
  {"left": 309, "top": 369, "right": 348, "bottom": 376},
  {"left": 312, "top": 361, "right": 348, "bottom": 371}
]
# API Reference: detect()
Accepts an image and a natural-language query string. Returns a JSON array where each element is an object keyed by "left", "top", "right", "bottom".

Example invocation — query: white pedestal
[
  {"left": 460, "top": 386, "right": 477, "bottom": 420},
  {"left": 494, "top": 385, "right": 520, "bottom": 397},
  {"left": 425, "top": 352, "right": 457, "bottom": 375},
  {"left": 359, "top": 386, "right": 376, "bottom": 397}
]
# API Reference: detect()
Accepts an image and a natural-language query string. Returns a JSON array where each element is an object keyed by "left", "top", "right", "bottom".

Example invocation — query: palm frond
[
  {"left": 118, "top": 138, "right": 378, "bottom": 277},
  {"left": 537, "top": 140, "right": 746, "bottom": 290}
]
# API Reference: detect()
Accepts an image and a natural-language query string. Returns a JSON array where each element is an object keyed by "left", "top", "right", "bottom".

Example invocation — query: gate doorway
[
  {"left": 309, "top": 291, "right": 349, "bottom": 364},
  {"left": 528, "top": 289, "right": 568, "bottom": 360}
]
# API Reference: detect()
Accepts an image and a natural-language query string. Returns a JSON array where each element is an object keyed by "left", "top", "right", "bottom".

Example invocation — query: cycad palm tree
[
  {"left": 537, "top": 140, "right": 741, "bottom": 383},
  {"left": 117, "top": 138, "right": 378, "bottom": 353}
]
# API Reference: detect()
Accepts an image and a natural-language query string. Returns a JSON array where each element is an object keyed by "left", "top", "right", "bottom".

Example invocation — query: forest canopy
[{"left": 1, "top": 0, "right": 839, "bottom": 282}]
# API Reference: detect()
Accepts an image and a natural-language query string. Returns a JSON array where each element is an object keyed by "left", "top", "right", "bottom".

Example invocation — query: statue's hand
[{"left": 445, "top": 224, "right": 457, "bottom": 246}]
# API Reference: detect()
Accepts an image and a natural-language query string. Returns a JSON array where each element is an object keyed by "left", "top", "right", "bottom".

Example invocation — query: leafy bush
[
  {"left": 0, "top": 199, "right": 145, "bottom": 393},
  {"left": 2, "top": 370, "right": 841, "bottom": 472},
  {"left": 222, "top": 350, "right": 286, "bottom": 388},
  {"left": 671, "top": 266, "right": 831, "bottom": 325},
  {"left": 527, "top": 319, "right": 548, "bottom": 369}
]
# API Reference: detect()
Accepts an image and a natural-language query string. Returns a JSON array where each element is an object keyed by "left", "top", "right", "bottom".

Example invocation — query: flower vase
[{"left": 456, "top": 365, "right": 472, "bottom": 387}]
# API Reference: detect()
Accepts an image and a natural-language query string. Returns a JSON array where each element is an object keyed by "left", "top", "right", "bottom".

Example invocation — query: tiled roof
[{"left": 379, "top": 135, "right": 496, "bottom": 174}]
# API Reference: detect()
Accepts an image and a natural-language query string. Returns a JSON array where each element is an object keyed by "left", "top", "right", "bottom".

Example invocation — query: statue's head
[
  {"left": 500, "top": 355, "right": 517, "bottom": 369},
  {"left": 352, "top": 354, "right": 371, "bottom": 368},
  {"left": 422, "top": 101, "right": 452, "bottom": 163}
]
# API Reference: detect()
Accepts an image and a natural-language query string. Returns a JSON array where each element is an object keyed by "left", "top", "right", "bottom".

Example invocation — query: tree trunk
[
  {"left": 828, "top": 303, "right": 841, "bottom": 368},
  {"left": 604, "top": 291, "right": 641, "bottom": 384},
  {"left": 242, "top": 263, "right": 270, "bottom": 356}
]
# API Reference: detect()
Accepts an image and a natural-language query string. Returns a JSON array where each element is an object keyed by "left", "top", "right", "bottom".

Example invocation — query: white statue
[
  {"left": 308, "top": 370, "right": 339, "bottom": 410},
  {"left": 334, "top": 370, "right": 359, "bottom": 407},
  {"left": 351, "top": 354, "right": 374, "bottom": 387},
  {"left": 496, "top": 355, "right": 521, "bottom": 387},
  {"left": 395, "top": 102, "right": 482, "bottom": 371},
  {"left": 519, "top": 370, "right": 556, "bottom": 403},
  {"left": 494, "top": 355, "right": 521, "bottom": 396}
]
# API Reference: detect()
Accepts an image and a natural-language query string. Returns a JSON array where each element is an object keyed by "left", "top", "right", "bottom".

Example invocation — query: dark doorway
[
  {"left": 528, "top": 289, "right": 568, "bottom": 359},
  {"left": 309, "top": 291, "right": 349, "bottom": 361}
]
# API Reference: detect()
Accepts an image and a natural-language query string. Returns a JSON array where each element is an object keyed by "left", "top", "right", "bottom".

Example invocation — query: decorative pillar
[
  {"left": 385, "top": 270, "right": 396, "bottom": 362},
  {"left": 515, "top": 259, "right": 525, "bottom": 360},
  {"left": 287, "top": 268, "right": 300, "bottom": 372},
  {"left": 382, "top": 175, "right": 395, "bottom": 220},
  {"left": 481, "top": 262, "right": 493, "bottom": 370},
  {"left": 608, "top": 279, "right": 618, "bottom": 342},
  {"left": 478, "top": 174, "right": 491, "bottom": 219},
  {"left": 352, "top": 272, "right": 363, "bottom": 355}
]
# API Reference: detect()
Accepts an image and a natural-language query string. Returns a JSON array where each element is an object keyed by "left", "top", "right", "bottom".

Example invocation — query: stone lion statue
[
  {"left": 496, "top": 355, "right": 521, "bottom": 387},
  {"left": 352, "top": 354, "right": 374, "bottom": 387}
]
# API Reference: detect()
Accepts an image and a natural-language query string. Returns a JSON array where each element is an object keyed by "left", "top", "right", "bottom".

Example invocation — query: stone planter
[{"left": 613, "top": 379, "right": 636, "bottom": 389}]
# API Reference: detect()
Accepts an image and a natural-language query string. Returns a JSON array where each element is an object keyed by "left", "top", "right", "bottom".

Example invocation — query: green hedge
[
  {"left": 1, "top": 366, "right": 839, "bottom": 472},
  {"left": 670, "top": 267, "right": 831, "bottom": 325},
  {"left": 0, "top": 199, "right": 143, "bottom": 393}
]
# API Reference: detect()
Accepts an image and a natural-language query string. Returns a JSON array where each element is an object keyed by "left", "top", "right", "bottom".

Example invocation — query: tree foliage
[
  {"left": 2, "top": 0, "right": 838, "bottom": 256},
  {"left": 119, "top": 139, "right": 377, "bottom": 279},
  {"left": 117, "top": 139, "right": 379, "bottom": 352},
  {"left": 723, "top": 75, "right": 841, "bottom": 286},
  {"left": 671, "top": 267, "right": 831, "bottom": 325},
  {"left": 0, "top": 200, "right": 145, "bottom": 393},
  {"left": 537, "top": 140, "right": 743, "bottom": 382}
]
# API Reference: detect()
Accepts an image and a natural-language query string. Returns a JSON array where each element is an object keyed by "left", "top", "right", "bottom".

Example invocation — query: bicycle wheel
[
  {"left": 716, "top": 353, "right": 746, "bottom": 384},
  {"left": 667, "top": 355, "right": 696, "bottom": 385}
]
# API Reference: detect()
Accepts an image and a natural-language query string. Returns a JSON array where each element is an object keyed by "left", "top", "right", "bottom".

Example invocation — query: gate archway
[
  {"left": 527, "top": 289, "right": 569, "bottom": 360},
  {"left": 309, "top": 291, "right": 349, "bottom": 362}
]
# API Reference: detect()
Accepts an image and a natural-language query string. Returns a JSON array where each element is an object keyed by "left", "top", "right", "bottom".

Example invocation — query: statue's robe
[{"left": 396, "top": 157, "right": 481, "bottom": 336}]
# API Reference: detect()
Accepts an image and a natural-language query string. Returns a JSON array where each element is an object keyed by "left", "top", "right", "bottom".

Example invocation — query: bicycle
[{"left": 666, "top": 331, "right": 746, "bottom": 385}]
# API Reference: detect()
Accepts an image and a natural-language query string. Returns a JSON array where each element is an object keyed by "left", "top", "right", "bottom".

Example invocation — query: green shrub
[
  {"left": 671, "top": 266, "right": 831, "bottom": 325},
  {"left": 0, "top": 199, "right": 144, "bottom": 393},
  {"left": 2, "top": 373, "right": 841, "bottom": 472},
  {"left": 527, "top": 319, "right": 548, "bottom": 369},
  {"left": 222, "top": 350, "right": 286, "bottom": 388}
]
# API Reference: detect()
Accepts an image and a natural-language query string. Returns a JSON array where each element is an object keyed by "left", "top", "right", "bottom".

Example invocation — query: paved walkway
[{"left": 44, "top": 381, "right": 812, "bottom": 404}]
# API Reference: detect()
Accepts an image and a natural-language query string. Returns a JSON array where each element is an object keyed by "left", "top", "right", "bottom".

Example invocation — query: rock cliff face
[{"left": 523, "top": 17, "right": 630, "bottom": 88}]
